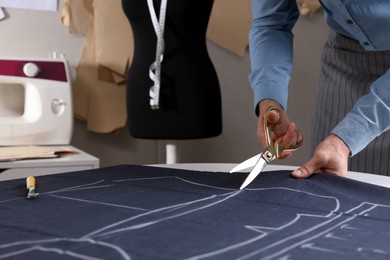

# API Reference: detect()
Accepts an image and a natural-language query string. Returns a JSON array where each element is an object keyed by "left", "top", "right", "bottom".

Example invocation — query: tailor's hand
[
  {"left": 257, "top": 99, "right": 303, "bottom": 159},
  {"left": 292, "top": 134, "right": 350, "bottom": 178}
]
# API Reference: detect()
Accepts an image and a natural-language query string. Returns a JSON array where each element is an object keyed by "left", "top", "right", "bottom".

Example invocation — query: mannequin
[{"left": 122, "top": 0, "right": 222, "bottom": 139}]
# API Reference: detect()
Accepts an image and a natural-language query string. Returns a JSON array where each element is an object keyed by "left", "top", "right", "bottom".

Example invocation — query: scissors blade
[
  {"left": 239, "top": 156, "right": 268, "bottom": 190},
  {"left": 229, "top": 154, "right": 261, "bottom": 173}
]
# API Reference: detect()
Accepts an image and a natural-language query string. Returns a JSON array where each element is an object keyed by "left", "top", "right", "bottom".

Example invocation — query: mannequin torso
[{"left": 122, "top": 0, "right": 222, "bottom": 139}]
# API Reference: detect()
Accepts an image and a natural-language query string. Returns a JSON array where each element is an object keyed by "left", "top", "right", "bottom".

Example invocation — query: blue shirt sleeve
[
  {"left": 249, "top": 0, "right": 390, "bottom": 155},
  {"left": 331, "top": 69, "right": 390, "bottom": 156},
  {"left": 249, "top": 0, "right": 299, "bottom": 115}
]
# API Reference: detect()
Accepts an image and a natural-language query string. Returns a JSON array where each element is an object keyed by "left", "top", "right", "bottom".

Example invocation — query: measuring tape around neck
[{"left": 147, "top": 0, "right": 168, "bottom": 110}]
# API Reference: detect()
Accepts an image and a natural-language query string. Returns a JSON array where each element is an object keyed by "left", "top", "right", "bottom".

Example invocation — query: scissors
[{"left": 230, "top": 106, "right": 302, "bottom": 190}]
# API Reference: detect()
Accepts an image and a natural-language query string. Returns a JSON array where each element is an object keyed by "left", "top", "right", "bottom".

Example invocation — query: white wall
[
  {"left": 0, "top": 2, "right": 329, "bottom": 168},
  {"left": 0, "top": 4, "right": 84, "bottom": 81}
]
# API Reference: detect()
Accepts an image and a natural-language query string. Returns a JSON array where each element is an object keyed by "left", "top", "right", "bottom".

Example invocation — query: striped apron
[{"left": 311, "top": 31, "right": 390, "bottom": 176}]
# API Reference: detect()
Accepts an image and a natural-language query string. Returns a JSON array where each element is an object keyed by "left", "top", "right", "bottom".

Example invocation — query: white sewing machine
[
  {"left": 0, "top": 56, "right": 72, "bottom": 145},
  {"left": 0, "top": 56, "right": 99, "bottom": 181}
]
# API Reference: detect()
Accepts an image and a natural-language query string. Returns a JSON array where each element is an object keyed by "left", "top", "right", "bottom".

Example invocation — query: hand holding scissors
[{"left": 230, "top": 106, "right": 303, "bottom": 189}]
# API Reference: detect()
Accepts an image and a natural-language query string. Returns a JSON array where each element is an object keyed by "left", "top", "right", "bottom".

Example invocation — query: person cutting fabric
[{"left": 249, "top": 1, "right": 390, "bottom": 177}]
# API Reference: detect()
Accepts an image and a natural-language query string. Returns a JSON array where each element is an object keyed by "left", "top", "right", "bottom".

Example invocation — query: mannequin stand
[{"left": 166, "top": 141, "right": 178, "bottom": 164}]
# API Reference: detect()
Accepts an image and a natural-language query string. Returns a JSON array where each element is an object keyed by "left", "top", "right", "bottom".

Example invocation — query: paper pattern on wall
[
  {"left": 207, "top": 0, "right": 252, "bottom": 57},
  {"left": 61, "top": 0, "right": 131, "bottom": 133},
  {"left": 297, "top": 0, "right": 322, "bottom": 16},
  {"left": 61, "top": 0, "right": 90, "bottom": 36}
]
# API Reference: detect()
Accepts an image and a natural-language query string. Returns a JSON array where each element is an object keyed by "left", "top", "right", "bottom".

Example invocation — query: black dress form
[{"left": 122, "top": 0, "right": 222, "bottom": 139}]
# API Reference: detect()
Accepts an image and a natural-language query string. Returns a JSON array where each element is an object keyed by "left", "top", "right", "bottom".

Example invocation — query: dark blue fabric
[{"left": 1, "top": 164, "right": 390, "bottom": 259}]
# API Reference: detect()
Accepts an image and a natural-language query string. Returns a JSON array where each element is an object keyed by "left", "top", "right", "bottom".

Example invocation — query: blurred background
[{"left": 0, "top": 0, "right": 329, "bottom": 167}]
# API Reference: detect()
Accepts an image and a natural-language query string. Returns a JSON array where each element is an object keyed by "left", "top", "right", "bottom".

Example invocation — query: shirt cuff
[
  {"left": 252, "top": 80, "right": 288, "bottom": 116},
  {"left": 331, "top": 113, "right": 378, "bottom": 156}
]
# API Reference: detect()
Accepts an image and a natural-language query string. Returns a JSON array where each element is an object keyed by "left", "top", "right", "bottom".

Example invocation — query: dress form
[{"left": 122, "top": 0, "right": 222, "bottom": 139}]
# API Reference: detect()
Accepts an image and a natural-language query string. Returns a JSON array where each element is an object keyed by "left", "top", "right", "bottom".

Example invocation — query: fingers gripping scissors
[{"left": 230, "top": 106, "right": 302, "bottom": 190}]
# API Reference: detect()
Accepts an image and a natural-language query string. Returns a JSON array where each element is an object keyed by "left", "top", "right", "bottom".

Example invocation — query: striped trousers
[{"left": 311, "top": 31, "right": 390, "bottom": 176}]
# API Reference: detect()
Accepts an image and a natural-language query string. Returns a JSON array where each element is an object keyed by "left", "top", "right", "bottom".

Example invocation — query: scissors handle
[
  {"left": 264, "top": 106, "right": 302, "bottom": 160},
  {"left": 233, "top": 107, "right": 303, "bottom": 189}
]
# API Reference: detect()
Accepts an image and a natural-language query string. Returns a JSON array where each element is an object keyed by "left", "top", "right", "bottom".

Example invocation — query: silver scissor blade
[
  {"left": 229, "top": 154, "right": 261, "bottom": 173},
  {"left": 239, "top": 157, "right": 268, "bottom": 190}
]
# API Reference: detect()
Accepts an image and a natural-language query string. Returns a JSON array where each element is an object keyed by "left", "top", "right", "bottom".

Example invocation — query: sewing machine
[
  {"left": 0, "top": 56, "right": 72, "bottom": 145},
  {"left": 0, "top": 56, "right": 99, "bottom": 180}
]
